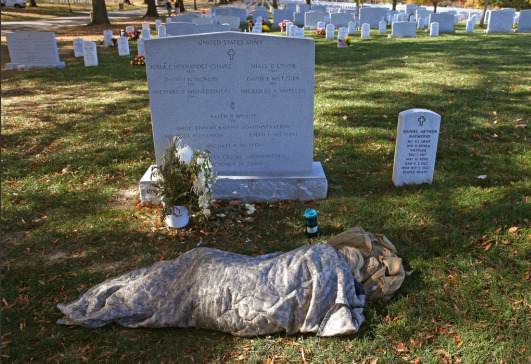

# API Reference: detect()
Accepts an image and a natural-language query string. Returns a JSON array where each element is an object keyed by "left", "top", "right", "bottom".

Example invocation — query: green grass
[{"left": 1, "top": 22, "right": 530, "bottom": 363}]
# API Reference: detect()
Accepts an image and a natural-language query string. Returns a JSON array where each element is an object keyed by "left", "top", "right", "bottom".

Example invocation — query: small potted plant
[{"left": 152, "top": 136, "right": 217, "bottom": 228}]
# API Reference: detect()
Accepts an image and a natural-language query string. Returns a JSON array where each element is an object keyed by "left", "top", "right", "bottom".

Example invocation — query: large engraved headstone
[
  {"left": 141, "top": 32, "right": 327, "bottom": 202},
  {"left": 393, "top": 109, "right": 441, "bottom": 186},
  {"left": 6, "top": 31, "right": 65, "bottom": 70}
]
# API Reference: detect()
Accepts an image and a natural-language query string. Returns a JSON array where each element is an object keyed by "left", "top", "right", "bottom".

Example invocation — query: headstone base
[
  {"left": 6, "top": 62, "right": 65, "bottom": 70},
  {"left": 139, "top": 162, "right": 328, "bottom": 204}
]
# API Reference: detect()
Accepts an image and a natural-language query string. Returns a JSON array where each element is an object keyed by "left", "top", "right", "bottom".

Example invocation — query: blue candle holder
[{"left": 304, "top": 208, "right": 318, "bottom": 238}]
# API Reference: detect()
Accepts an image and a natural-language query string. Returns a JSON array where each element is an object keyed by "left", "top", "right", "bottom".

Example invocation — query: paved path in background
[
  {"left": 1, "top": 5, "right": 213, "bottom": 35},
  {"left": 0, "top": 9, "right": 149, "bottom": 34}
]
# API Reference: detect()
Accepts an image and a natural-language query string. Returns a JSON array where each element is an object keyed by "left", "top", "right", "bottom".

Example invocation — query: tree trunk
[
  {"left": 272, "top": 0, "right": 277, "bottom": 9},
  {"left": 305, "top": 0, "right": 310, "bottom": 6},
  {"left": 193, "top": 0, "right": 197, "bottom": 10},
  {"left": 392, "top": 0, "right": 397, "bottom": 11},
  {"left": 177, "top": 0, "right": 185, "bottom": 12},
  {"left": 432, "top": 0, "right": 437, "bottom": 13},
  {"left": 144, "top": 0, "right": 159, "bottom": 17},
  {"left": 479, "top": 0, "right": 488, "bottom": 28},
  {"left": 29, "top": 0, "right": 37, "bottom": 7},
  {"left": 90, "top": 0, "right": 111, "bottom": 25}
]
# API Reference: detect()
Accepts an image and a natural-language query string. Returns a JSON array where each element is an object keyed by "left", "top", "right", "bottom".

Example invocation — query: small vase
[{"left": 165, "top": 206, "right": 189, "bottom": 228}]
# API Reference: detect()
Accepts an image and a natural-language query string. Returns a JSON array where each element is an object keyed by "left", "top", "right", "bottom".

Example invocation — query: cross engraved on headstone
[
  {"left": 230, "top": 101, "right": 235, "bottom": 110},
  {"left": 418, "top": 116, "right": 426, "bottom": 126},
  {"left": 227, "top": 49, "right": 236, "bottom": 60}
]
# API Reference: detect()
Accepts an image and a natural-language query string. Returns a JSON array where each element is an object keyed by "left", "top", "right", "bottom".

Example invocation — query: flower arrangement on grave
[
  {"left": 344, "top": 36, "right": 352, "bottom": 46},
  {"left": 279, "top": 20, "right": 292, "bottom": 32},
  {"left": 152, "top": 136, "right": 217, "bottom": 222},
  {"left": 127, "top": 30, "right": 141, "bottom": 41},
  {"left": 131, "top": 55, "right": 145, "bottom": 66},
  {"left": 314, "top": 29, "right": 326, "bottom": 36}
]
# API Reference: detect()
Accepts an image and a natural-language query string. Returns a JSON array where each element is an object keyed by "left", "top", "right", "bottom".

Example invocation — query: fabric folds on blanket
[{"left": 57, "top": 244, "right": 366, "bottom": 337}]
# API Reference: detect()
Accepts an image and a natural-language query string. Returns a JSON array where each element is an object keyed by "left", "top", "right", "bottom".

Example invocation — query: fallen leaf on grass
[
  {"left": 477, "top": 175, "right": 487, "bottom": 180},
  {"left": 508, "top": 227, "right": 519, "bottom": 233}
]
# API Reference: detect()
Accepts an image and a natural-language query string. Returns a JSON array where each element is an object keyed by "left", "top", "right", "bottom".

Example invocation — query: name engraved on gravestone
[
  {"left": 144, "top": 32, "right": 315, "bottom": 175},
  {"left": 393, "top": 109, "right": 441, "bottom": 186}
]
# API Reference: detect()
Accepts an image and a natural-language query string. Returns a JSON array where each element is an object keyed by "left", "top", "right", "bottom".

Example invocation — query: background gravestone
[
  {"left": 117, "top": 37, "right": 130, "bottom": 56},
  {"left": 517, "top": 9, "right": 531, "bottom": 32},
  {"left": 141, "top": 32, "right": 327, "bottom": 203},
  {"left": 82, "top": 41, "right": 98, "bottom": 67},
  {"left": 73, "top": 38, "right": 84, "bottom": 57},
  {"left": 485, "top": 9, "right": 516, "bottom": 33},
  {"left": 393, "top": 109, "right": 441, "bottom": 186},
  {"left": 6, "top": 31, "right": 65, "bottom": 70}
]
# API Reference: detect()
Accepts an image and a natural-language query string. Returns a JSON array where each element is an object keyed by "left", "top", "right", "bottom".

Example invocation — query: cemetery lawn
[{"left": 1, "top": 22, "right": 530, "bottom": 363}]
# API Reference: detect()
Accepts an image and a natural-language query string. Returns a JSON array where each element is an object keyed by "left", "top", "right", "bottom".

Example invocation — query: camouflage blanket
[{"left": 57, "top": 244, "right": 366, "bottom": 337}]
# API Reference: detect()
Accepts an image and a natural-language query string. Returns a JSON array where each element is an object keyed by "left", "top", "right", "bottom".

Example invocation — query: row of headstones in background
[{"left": 283, "top": 23, "right": 305, "bottom": 37}]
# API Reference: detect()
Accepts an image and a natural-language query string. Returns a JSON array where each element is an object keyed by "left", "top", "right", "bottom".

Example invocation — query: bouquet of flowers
[
  {"left": 314, "top": 29, "right": 326, "bottom": 36},
  {"left": 131, "top": 55, "right": 145, "bottom": 66},
  {"left": 344, "top": 36, "right": 352, "bottom": 47},
  {"left": 262, "top": 24, "right": 270, "bottom": 32},
  {"left": 127, "top": 30, "right": 141, "bottom": 41},
  {"left": 152, "top": 136, "right": 217, "bottom": 220},
  {"left": 279, "top": 20, "right": 292, "bottom": 32}
]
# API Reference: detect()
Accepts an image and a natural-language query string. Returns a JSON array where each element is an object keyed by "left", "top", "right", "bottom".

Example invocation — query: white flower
[
  {"left": 198, "top": 194, "right": 210, "bottom": 209},
  {"left": 202, "top": 208, "right": 211, "bottom": 218},
  {"left": 244, "top": 203, "right": 256, "bottom": 215},
  {"left": 177, "top": 146, "right": 194, "bottom": 164},
  {"left": 192, "top": 172, "right": 206, "bottom": 194},
  {"left": 196, "top": 156, "right": 205, "bottom": 165}
]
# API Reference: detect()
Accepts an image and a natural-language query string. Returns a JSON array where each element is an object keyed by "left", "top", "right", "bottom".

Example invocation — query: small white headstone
[
  {"left": 466, "top": 18, "right": 475, "bottom": 33},
  {"left": 378, "top": 20, "right": 386, "bottom": 34},
  {"left": 316, "top": 21, "right": 325, "bottom": 30},
  {"left": 126, "top": 26, "right": 135, "bottom": 33},
  {"left": 361, "top": 23, "right": 370, "bottom": 38},
  {"left": 103, "top": 30, "right": 114, "bottom": 47},
  {"left": 73, "top": 38, "right": 84, "bottom": 57},
  {"left": 430, "top": 22, "right": 439, "bottom": 37},
  {"left": 393, "top": 109, "right": 441, "bottom": 186},
  {"left": 158, "top": 25, "right": 167, "bottom": 37},
  {"left": 142, "top": 21, "right": 150, "bottom": 30},
  {"left": 417, "top": 18, "right": 424, "bottom": 29},
  {"left": 83, "top": 41, "right": 98, "bottom": 67},
  {"left": 142, "top": 29, "right": 151, "bottom": 39},
  {"left": 166, "top": 17, "right": 172, "bottom": 24},
  {"left": 294, "top": 27, "right": 305, "bottom": 38},
  {"left": 348, "top": 21, "right": 356, "bottom": 34},
  {"left": 326, "top": 24, "right": 335, "bottom": 39},
  {"left": 155, "top": 19, "right": 162, "bottom": 29},
  {"left": 137, "top": 38, "right": 145, "bottom": 57},
  {"left": 117, "top": 36, "right": 130, "bottom": 56},
  {"left": 337, "top": 27, "right": 348, "bottom": 40},
  {"left": 288, "top": 23, "right": 297, "bottom": 37},
  {"left": 252, "top": 23, "right": 263, "bottom": 33}
]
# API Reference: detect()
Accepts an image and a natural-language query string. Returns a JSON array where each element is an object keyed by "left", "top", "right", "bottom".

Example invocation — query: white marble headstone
[
  {"left": 326, "top": 24, "right": 335, "bottom": 39},
  {"left": 6, "top": 31, "right": 65, "bottom": 70},
  {"left": 430, "top": 22, "right": 439, "bottom": 37},
  {"left": 378, "top": 20, "right": 386, "bottom": 34},
  {"left": 155, "top": 19, "right": 162, "bottom": 29},
  {"left": 117, "top": 36, "right": 130, "bottom": 56},
  {"left": 337, "top": 27, "right": 348, "bottom": 40},
  {"left": 137, "top": 38, "right": 145, "bottom": 57},
  {"left": 348, "top": 21, "right": 356, "bottom": 34},
  {"left": 126, "top": 26, "right": 135, "bottom": 33},
  {"left": 103, "top": 30, "right": 114, "bottom": 47},
  {"left": 73, "top": 38, "right": 84, "bottom": 57},
  {"left": 142, "top": 21, "right": 150, "bottom": 30},
  {"left": 158, "top": 25, "right": 167, "bottom": 38},
  {"left": 316, "top": 21, "right": 325, "bottom": 31},
  {"left": 83, "top": 41, "right": 98, "bottom": 67},
  {"left": 417, "top": 18, "right": 424, "bottom": 29},
  {"left": 393, "top": 109, "right": 441, "bottom": 186},
  {"left": 293, "top": 27, "right": 305, "bottom": 38},
  {"left": 517, "top": 9, "right": 531, "bottom": 32},
  {"left": 141, "top": 32, "right": 327, "bottom": 202},
  {"left": 141, "top": 29, "right": 151, "bottom": 39},
  {"left": 166, "top": 17, "right": 172, "bottom": 24},
  {"left": 466, "top": 18, "right": 475, "bottom": 33},
  {"left": 361, "top": 23, "right": 370, "bottom": 38}
]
